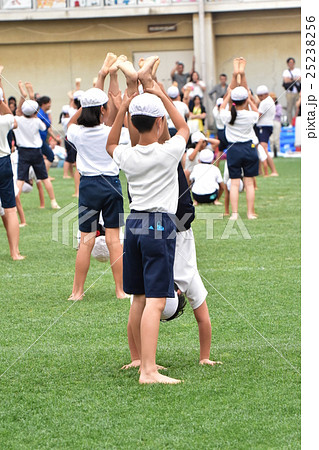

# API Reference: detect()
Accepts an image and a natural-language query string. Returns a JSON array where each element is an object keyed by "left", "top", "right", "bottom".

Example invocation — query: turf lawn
[{"left": 0, "top": 158, "right": 300, "bottom": 449}]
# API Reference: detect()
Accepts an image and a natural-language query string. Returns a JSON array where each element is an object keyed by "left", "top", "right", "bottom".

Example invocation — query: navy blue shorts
[
  {"left": 78, "top": 175, "right": 124, "bottom": 232},
  {"left": 123, "top": 211, "right": 176, "bottom": 298},
  {"left": 227, "top": 141, "right": 259, "bottom": 179},
  {"left": 65, "top": 139, "right": 77, "bottom": 164},
  {"left": 217, "top": 128, "right": 228, "bottom": 152},
  {"left": 0, "top": 155, "right": 16, "bottom": 209},
  {"left": 41, "top": 141, "right": 55, "bottom": 163},
  {"left": 17, "top": 147, "right": 48, "bottom": 181},
  {"left": 193, "top": 189, "right": 218, "bottom": 204},
  {"left": 255, "top": 126, "right": 273, "bottom": 144}
]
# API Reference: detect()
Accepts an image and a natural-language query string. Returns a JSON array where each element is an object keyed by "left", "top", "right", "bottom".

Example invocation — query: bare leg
[
  {"left": 121, "top": 319, "right": 141, "bottom": 369},
  {"left": 127, "top": 295, "right": 146, "bottom": 365},
  {"left": 261, "top": 142, "right": 278, "bottom": 176},
  {"left": 238, "top": 57, "right": 247, "bottom": 89},
  {"left": 244, "top": 176, "right": 257, "bottom": 219},
  {"left": 104, "top": 227, "right": 127, "bottom": 299},
  {"left": 137, "top": 56, "right": 159, "bottom": 90},
  {"left": 229, "top": 178, "right": 240, "bottom": 220},
  {"left": 63, "top": 161, "right": 73, "bottom": 178},
  {"left": 2, "top": 208, "right": 25, "bottom": 260},
  {"left": 41, "top": 178, "right": 60, "bottom": 208},
  {"left": 73, "top": 168, "right": 80, "bottom": 198},
  {"left": 15, "top": 195, "right": 26, "bottom": 226},
  {"left": 36, "top": 181, "right": 45, "bottom": 208},
  {"left": 69, "top": 231, "right": 95, "bottom": 300},
  {"left": 44, "top": 158, "right": 51, "bottom": 176},
  {"left": 139, "top": 298, "right": 182, "bottom": 384},
  {"left": 224, "top": 186, "right": 230, "bottom": 216},
  {"left": 118, "top": 60, "right": 138, "bottom": 96},
  {"left": 75, "top": 77, "right": 81, "bottom": 90}
]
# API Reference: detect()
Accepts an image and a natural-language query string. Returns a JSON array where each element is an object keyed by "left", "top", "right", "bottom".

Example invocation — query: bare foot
[
  {"left": 233, "top": 57, "right": 241, "bottom": 75},
  {"left": 109, "top": 55, "right": 127, "bottom": 75},
  {"left": 18, "top": 80, "right": 27, "bottom": 98},
  {"left": 213, "top": 200, "right": 223, "bottom": 206},
  {"left": 92, "top": 77, "right": 98, "bottom": 87},
  {"left": 137, "top": 55, "right": 159, "bottom": 90},
  {"left": 63, "top": 175, "right": 72, "bottom": 179},
  {"left": 12, "top": 253, "right": 26, "bottom": 261},
  {"left": 116, "top": 290, "right": 130, "bottom": 299},
  {"left": 25, "top": 82, "right": 34, "bottom": 100},
  {"left": 121, "top": 360, "right": 141, "bottom": 370},
  {"left": 138, "top": 58, "right": 145, "bottom": 69},
  {"left": 75, "top": 77, "right": 82, "bottom": 90},
  {"left": 229, "top": 213, "right": 238, "bottom": 220},
  {"left": 100, "top": 52, "right": 118, "bottom": 76},
  {"left": 68, "top": 292, "right": 85, "bottom": 301},
  {"left": 118, "top": 60, "right": 138, "bottom": 95},
  {"left": 238, "top": 57, "right": 246, "bottom": 75},
  {"left": 19, "top": 223, "right": 27, "bottom": 228},
  {"left": 270, "top": 172, "right": 279, "bottom": 177},
  {"left": 247, "top": 214, "right": 258, "bottom": 220},
  {"left": 152, "top": 58, "right": 160, "bottom": 79},
  {"left": 200, "top": 359, "right": 223, "bottom": 366},
  {"left": 72, "top": 193, "right": 79, "bottom": 198},
  {"left": 39, "top": 205, "right": 45, "bottom": 209},
  {"left": 139, "top": 371, "right": 182, "bottom": 385}
]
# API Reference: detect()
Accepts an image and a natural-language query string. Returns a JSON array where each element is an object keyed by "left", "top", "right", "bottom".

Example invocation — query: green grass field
[{"left": 0, "top": 158, "right": 300, "bottom": 449}]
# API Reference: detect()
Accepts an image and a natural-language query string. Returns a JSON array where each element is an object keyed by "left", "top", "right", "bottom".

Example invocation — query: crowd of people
[{"left": 0, "top": 53, "right": 300, "bottom": 384}]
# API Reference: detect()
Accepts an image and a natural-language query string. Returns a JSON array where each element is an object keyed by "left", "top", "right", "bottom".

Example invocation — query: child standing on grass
[
  {"left": 0, "top": 87, "right": 25, "bottom": 260},
  {"left": 106, "top": 57, "right": 189, "bottom": 384},
  {"left": 220, "top": 57, "right": 259, "bottom": 220},
  {"left": 67, "top": 86, "right": 126, "bottom": 301}
]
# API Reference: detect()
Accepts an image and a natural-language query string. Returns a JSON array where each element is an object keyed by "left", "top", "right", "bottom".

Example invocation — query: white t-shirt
[
  {"left": 0, "top": 114, "right": 14, "bottom": 158},
  {"left": 166, "top": 101, "right": 189, "bottom": 129},
  {"left": 282, "top": 67, "right": 301, "bottom": 94},
  {"left": 185, "top": 147, "right": 200, "bottom": 172},
  {"left": 212, "top": 106, "right": 225, "bottom": 130},
  {"left": 67, "top": 123, "right": 119, "bottom": 176},
  {"left": 14, "top": 116, "right": 46, "bottom": 148},
  {"left": 61, "top": 117, "right": 70, "bottom": 135},
  {"left": 113, "top": 134, "right": 186, "bottom": 214},
  {"left": 220, "top": 109, "right": 259, "bottom": 143},
  {"left": 257, "top": 96, "right": 276, "bottom": 127},
  {"left": 183, "top": 81, "right": 206, "bottom": 99},
  {"left": 190, "top": 163, "right": 223, "bottom": 195}
]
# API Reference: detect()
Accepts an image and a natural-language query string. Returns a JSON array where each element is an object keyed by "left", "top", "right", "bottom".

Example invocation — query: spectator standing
[
  {"left": 282, "top": 57, "right": 301, "bottom": 125},
  {"left": 269, "top": 92, "right": 282, "bottom": 157},
  {"left": 208, "top": 73, "right": 228, "bottom": 104},
  {"left": 170, "top": 57, "right": 195, "bottom": 99}
]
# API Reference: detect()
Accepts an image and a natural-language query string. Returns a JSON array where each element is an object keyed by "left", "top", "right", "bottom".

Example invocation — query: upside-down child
[{"left": 106, "top": 57, "right": 189, "bottom": 384}]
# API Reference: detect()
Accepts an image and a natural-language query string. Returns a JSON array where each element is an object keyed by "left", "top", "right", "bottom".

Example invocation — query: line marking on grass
[
  {"left": 0, "top": 252, "right": 124, "bottom": 380},
  {"left": 199, "top": 271, "right": 301, "bottom": 376}
]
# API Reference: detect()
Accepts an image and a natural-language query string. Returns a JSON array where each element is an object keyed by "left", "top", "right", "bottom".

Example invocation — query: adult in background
[
  {"left": 208, "top": 73, "right": 228, "bottom": 105},
  {"left": 170, "top": 57, "right": 195, "bottom": 100},
  {"left": 37, "top": 95, "right": 61, "bottom": 177},
  {"left": 183, "top": 71, "right": 206, "bottom": 108},
  {"left": 269, "top": 92, "right": 282, "bottom": 158},
  {"left": 282, "top": 57, "right": 301, "bottom": 125}
]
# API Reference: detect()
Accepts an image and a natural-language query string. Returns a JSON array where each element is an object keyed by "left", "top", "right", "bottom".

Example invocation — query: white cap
[
  {"left": 199, "top": 149, "right": 214, "bottom": 163},
  {"left": 231, "top": 86, "right": 248, "bottom": 101},
  {"left": 61, "top": 104, "right": 70, "bottom": 114},
  {"left": 191, "top": 130, "right": 206, "bottom": 144},
  {"left": 80, "top": 88, "right": 108, "bottom": 108},
  {"left": 130, "top": 291, "right": 179, "bottom": 321},
  {"left": 73, "top": 90, "right": 85, "bottom": 100},
  {"left": 21, "top": 100, "right": 39, "bottom": 116},
  {"left": 0, "top": 88, "right": 3, "bottom": 101},
  {"left": 256, "top": 85, "right": 269, "bottom": 95},
  {"left": 91, "top": 235, "right": 110, "bottom": 262},
  {"left": 216, "top": 97, "right": 223, "bottom": 106},
  {"left": 129, "top": 93, "right": 166, "bottom": 118},
  {"left": 167, "top": 85, "right": 179, "bottom": 99}
]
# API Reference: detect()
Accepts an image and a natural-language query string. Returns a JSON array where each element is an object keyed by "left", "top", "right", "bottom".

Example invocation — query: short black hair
[
  {"left": 287, "top": 57, "right": 295, "bottom": 64},
  {"left": 77, "top": 103, "right": 107, "bottom": 127},
  {"left": 220, "top": 73, "right": 227, "bottom": 78},
  {"left": 131, "top": 115, "right": 158, "bottom": 133},
  {"left": 37, "top": 96, "right": 51, "bottom": 107}
]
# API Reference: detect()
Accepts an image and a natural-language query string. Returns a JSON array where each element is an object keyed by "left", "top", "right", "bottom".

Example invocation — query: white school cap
[
  {"left": 129, "top": 93, "right": 166, "bottom": 118},
  {"left": 216, "top": 97, "right": 223, "bottom": 106},
  {"left": 256, "top": 85, "right": 269, "bottom": 95},
  {"left": 199, "top": 149, "right": 214, "bottom": 163},
  {"left": 80, "top": 88, "right": 108, "bottom": 108},
  {"left": 231, "top": 86, "right": 248, "bottom": 101},
  {"left": 73, "top": 90, "right": 85, "bottom": 100},
  {"left": 21, "top": 100, "right": 38, "bottom": 116},
  {"left": 191, "top": 130, "right": 206, "bottom": 144},
  {"left": 61, "top": 104, "right": 70, "bottom": 114},
  {"left": 167, "top": 85, "right": 179, "bottom": 99},
  {"left": 130, "top": 291, "right": 180, "bottom": 321}
]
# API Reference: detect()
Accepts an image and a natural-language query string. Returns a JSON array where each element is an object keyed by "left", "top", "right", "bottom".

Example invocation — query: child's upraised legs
[
  {"left": 118, "top": 60, "right": 138, "bottom": 96},
  {"left": 137, "top": 56, "right": 159, "bottom": 91}
]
